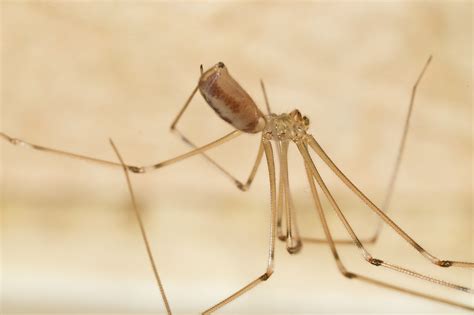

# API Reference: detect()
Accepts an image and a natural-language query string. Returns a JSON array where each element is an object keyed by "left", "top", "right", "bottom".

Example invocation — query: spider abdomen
[{"left": 199, "top": 62, "right": 266, "bottom": 133}]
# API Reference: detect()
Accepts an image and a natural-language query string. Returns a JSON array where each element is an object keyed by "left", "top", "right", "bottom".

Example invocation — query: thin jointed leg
[
  {"left": 169, "top": 77, "right": 272, "bottom": 191},
  {"left": 277, "top": 140, "right": 302, "bottom": 253},
  {"left": 276, "top": 142, "right": 286, "bottom": 241},
  {"left": 260, "top": 80, "right": 272, "bottom": 115},
  {"left": 373, "top": 55, "right": 433, "bottom": 242},
  {"left": 202, "top": 139, "right": 277, "bottom": 314},
  {"left": 109, "top": 139, "right": 172, "bottom": 314},
  {"left": 171, "top": 126, "right": 263, "bottom": 191},
  {"left": 1, "top": 130, "right": 242, "bottom": 174},
  {"left": 302, "top": 160, "right": 473, "bottom": 311},
  {"left": 298, "top": 141, "right": 472, "bottom": 294},
  {"left": 301, "top": 56, "right": 433, "bottom": 246},
  {"left": 306, "top": 135, "right": 473, "bottom": 268}
]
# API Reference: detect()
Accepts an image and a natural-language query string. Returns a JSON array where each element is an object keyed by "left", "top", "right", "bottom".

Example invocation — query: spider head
[
  {"left": 289, "top": 109, "right": 310, "bottom": 128},
  {"left": 264, "top": 110, "right": 310, "bottom": 142}
]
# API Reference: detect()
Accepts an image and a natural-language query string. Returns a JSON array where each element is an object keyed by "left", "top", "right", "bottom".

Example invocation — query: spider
[{"left": 2, "top": 57, "right": 472, "bottom": 314}]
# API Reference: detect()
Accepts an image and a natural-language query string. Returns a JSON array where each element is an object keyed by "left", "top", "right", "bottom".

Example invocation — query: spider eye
[
  {"left": 303, "top": 116, "right": 310, "bottom": 126},
  {"left": 290, "top": 109, "right": 302, "bottom": 120},
  {"left": 217, "top": 62, "right": 225, "bottom": 68}
]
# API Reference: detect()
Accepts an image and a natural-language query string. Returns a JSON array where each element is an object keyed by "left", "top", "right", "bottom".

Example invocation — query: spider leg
[
  {"left": 305, "top": 135, "right": 473, "bottom": 269},
  {"left": 109, "top": 139, "right": 172, "bottom": 314},
  {"left": 276, "top": 139, "right": 302, "bottom": 253},
  {"left": 300, "top": 56, "right": 433, "bottom": 246},
  {"left": 1, "top": 130, "right": 242, "bottom": 174},
  {"left": 202, "top": 138, "right": 277, "bottom": 314},
  {"left": 301, "top": 156, "right": 472, "bottom": 311},
  {"left": 297, "top": 141, "right": 472, "bottom": 294}
]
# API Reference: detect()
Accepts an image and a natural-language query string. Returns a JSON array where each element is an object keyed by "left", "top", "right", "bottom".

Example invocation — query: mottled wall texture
[{"left": 1, "top": 1, "right": 472, "bottom": 314}]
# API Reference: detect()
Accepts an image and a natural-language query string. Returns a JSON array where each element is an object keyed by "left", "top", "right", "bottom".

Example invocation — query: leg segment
[
  {"left": 373, "top": 55, "right": 433, "bottom": 242},
  {"left": 276, "top": 140, "right": 302, "bottom": 253},
  {"left": 260, "top": 80, "right": 272, "bottom": 115},
  {"left": 302, "top": 159, "right": 473, "bottom": 311},
  {"left": 171, "top": 127, "right": 263, "bottom": 191},
  {"left": 169, "top": 80, "right": 264, "bottom": 191},
  {"left": 300, "top": 56, "right": 433, "bottom": 246},
  {"left": 297, "top": 141, "right": 472, "bottom": 293},
  {"left": 1, "top": 130, "right": 241, "bottom": 174},
  {"left": 202, "top": 139, "right": 277, "bottom": 314},
  {"left": 109, "top": 139, "right": 172, "bottom": 314},
  {"left": 306, "top": 135, "right": 473, "bottom": 268}
]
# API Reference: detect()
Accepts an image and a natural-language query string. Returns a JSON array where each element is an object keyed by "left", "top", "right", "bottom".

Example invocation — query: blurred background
[{"left": 1, "top": 1, "right": 472, "bottom": 314}]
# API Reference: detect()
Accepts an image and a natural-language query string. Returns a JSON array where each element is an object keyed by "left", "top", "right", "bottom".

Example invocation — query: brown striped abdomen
[{"left": 198, "top": 62, "right": 266, "bottom": 133}]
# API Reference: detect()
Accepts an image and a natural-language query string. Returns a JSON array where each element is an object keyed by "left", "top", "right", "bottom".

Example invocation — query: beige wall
[{"left": 1, "top": 1, "right": 472, "bottom": 313}]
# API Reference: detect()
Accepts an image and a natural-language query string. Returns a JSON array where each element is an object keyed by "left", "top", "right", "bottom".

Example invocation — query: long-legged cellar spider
[{"left": 2, "top": 57, "right": 472, "bottom": 313}]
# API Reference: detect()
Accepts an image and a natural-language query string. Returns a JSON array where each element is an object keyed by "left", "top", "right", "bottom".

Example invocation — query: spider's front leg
[
  {"left": 202, "top": 138, "right": 277, "bottom": 314},
  {"left": 1, "top": 130, "right": 242, "bottom": 174}
]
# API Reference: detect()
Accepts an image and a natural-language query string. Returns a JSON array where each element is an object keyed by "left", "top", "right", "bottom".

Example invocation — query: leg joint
[
  {"left": 341, "top": 270, "right": 356, "bottom": 279},
  {"left": 436, "top": 260, "right": 453, "bottom": 268},
  {"left": 235, "top": 180, "right": 248, "bottom": 191},
  {"left": 368, "top": 257, "right": 384, "bottom": 266},
  {"left": 128, "top": 166, "right": 145, "bottom": 173},
  {"left": 261, "top": 269, "right": 274, "bottom": 281}
]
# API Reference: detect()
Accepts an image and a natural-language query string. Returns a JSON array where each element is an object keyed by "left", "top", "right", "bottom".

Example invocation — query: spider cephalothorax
[{"left": 264, "top": 109, "right": 310, "bottom": 142}]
